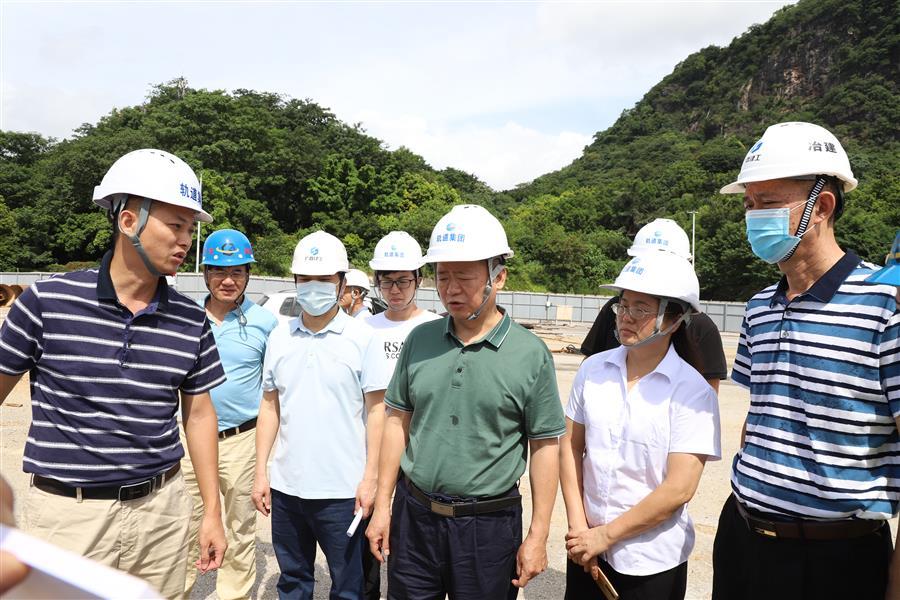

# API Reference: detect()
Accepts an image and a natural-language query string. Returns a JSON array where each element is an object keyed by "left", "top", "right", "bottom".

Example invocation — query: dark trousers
[
  {"left": 387, "top": 477, "right": 522, "bottom": 600},
  {"left": 362, "top": 517, "right": 381, "bottom": 600},
  {"left": 271, "top": 489, "right": 364, "bottom": 600},
  {"left": 565, "top": 557, "right": 687, "bottom": 600},
  {"left": 712, "top": 494, "right": 892, "bottom": 600}
]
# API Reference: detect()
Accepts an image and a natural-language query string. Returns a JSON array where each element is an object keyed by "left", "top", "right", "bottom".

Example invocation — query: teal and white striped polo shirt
[{"left": 731, "top": 251, "right": 900, "bottom": 520}]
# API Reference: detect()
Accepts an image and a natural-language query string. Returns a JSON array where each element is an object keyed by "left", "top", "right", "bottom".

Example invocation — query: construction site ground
[{"left": 0, "top": 319, "right": 838, "bottom": 599}]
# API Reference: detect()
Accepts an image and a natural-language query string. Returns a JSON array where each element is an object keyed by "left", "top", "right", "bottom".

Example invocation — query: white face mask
[{"left": 295, "top": 281, "right": 338, "bottom": 316}]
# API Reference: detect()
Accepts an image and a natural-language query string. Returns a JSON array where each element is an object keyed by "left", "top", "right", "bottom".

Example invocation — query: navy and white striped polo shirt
[
  {"left": 0, "top": 251, "right": 226, "bottom": 486},
  {"left": 731, "top": 251, "right": 900, "bottom": 520}
]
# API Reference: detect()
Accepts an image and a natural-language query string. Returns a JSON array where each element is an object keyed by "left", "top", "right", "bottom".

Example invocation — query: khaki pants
[
  {"left": 23, "top": 471, "right": 192, "bottom": 600},
  {"left": 182, "top": 427, "right": 257, "bottom": 600}
]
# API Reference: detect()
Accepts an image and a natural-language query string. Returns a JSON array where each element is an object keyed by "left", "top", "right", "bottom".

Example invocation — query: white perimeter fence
[{"left": 0, "top": 272, "right": 747, "bottom": 333}]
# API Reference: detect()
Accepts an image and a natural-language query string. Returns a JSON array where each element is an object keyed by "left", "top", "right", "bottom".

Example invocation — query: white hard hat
[
  {"left": 369, "top": 231, "right": 426, "bottom": 271},
  {"left": 345, "top": 269, "right": 371, "bottom": 290},
  {"left": 720, "top": 122, "right": 857, "bottom": 194},
  {"left": 423, "top": 204, "right": 514, "bottom": 264},
  {"left": 629, "top": 218, "right": 691, "bottom": 260},
  {"left": 600, "top": 253, "right": 700, "bottom": 313},
  {"left": 92, "top": 149, "right": 212, "bottom": 222},
  {"left": 291, "top": 230, "right": 349, "bottom": 275}
]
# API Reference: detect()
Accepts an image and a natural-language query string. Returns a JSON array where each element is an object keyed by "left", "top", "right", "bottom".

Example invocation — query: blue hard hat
[
  {"left": 202, "top": 229, "right": 256, "bottom": 266},
  {"left": 865, "top": 231, "right": 900, "bottom": 286}
]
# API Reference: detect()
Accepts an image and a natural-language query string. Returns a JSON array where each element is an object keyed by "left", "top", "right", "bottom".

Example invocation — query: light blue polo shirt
[
  {"left": 204, "top": 296, "right": 278, "bottom": 430},
  {"left": 262, "top": 309, "right": 377, "bottom": 499}
]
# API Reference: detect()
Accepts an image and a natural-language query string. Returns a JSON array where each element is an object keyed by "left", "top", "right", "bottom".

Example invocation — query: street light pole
[
  {"left": 195, "top": 172, "right": 203, "bottom": 273},
  {"left": 688, "top": 210, "right": 698, "bottom": 265}
]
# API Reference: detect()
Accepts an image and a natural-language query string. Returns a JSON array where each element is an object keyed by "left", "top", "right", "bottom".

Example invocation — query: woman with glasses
[{"left": 560, "top": 252, "right": 721, "bottom": 600}]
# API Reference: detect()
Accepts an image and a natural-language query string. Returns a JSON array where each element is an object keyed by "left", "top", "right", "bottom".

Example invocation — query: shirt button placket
[{"left": 452, "top": 349, "right": 465, "bottom": 387}]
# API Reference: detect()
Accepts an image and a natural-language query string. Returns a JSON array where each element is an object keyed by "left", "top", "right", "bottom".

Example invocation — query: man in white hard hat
[
  {"left": 0, "top": 149, "right": 227, "bottom": 599},
  {"left": 357, "top": 230, "right": 440, "bottom": 599},
  {"left": 366, "top": 205, "right": 566, "bottom": 599},
  {"left": 711, "top": 122, "right": 900, "bottom": 599},
  {"left": 340, "top": 268, "right": 373, "bottom": 319},
  {"left": 252, "top": 230, "right": 382, "bottom": 599},
  {"left": 181, "top": 229, "right": 278, "bottom": 599},
  {"left": 581, "top": 218, "right": 728, "bottom": 391}
]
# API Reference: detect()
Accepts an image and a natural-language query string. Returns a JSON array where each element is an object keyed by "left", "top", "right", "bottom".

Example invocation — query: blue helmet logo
[
  {"left": 216, "top": 242, "right": 238, "bottom": 255},
  {"left": 310, "top": 247, "right": 319, "bottom": 256},
  {"left": 750, "top": 141, "right": 764, "bottom": 153},
  {"left": 201, "top": 229, "right": 255, "bottom": 267},
  {"left": 446, "top": 223, "right": 456, "bottom": 232}
]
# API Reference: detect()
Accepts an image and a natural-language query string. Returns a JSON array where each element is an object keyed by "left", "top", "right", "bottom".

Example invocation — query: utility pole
[
  {"left": 195, "top": 172, "right": 203, "bottom": 273},
  {"left": 688, "top": 210, "right": 698, "bottom": 265}
]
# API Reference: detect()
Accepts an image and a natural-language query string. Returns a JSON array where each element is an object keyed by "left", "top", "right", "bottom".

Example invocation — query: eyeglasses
[
  {"left": 378, "top": 278, "right": 415, "bottom": 291},
  {"left": 611, "top": 303, "right": 656, "bottom": 321},
  {"left": 208, "top": 268, "right": 248, "bottom": 281}
]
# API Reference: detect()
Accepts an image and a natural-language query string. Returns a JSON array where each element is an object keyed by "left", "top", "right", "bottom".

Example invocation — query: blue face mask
[
  {"left": 745, "top": 201, "right": 809, "bottom": 264},
  {"left": 295, "top": 281, "right": 338, "bottom": 316}
]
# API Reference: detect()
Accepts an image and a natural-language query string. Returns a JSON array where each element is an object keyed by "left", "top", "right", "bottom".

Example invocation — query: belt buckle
[
  {"left": 753, "top": 525, "right": 778, "bottom": 538},
  {"left": 430, "top": 501, "right": 455, "bottom": 517},
  {"left": 118, "top": 479, "right": 152, "bottom": 501}
]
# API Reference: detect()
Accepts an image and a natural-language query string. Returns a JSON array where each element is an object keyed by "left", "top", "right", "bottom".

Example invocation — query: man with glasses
[
  {"left": 350, "top": 231, "right": 439, "bottom": 599},
  {"left": 182, "top": 229, "right": 278, "bottom": 599}
]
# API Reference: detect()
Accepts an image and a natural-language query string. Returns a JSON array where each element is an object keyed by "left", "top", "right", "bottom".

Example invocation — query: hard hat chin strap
[
  {"left": 113, "top": 196, "right": 165, "bottom": 278},
  {"left": 782, "top": 176, "right": 826, "bottom": 262},
  {"left": 467, "top": 258, "right": 505, "bottom": 321},
  {"left": 615, "top": 299, "right": 694, "bottom": 349}
]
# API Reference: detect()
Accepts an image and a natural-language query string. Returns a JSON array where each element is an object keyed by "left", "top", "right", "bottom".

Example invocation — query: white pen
[{"left": 346, "top": 509, "right": 363, "bottom": 537}]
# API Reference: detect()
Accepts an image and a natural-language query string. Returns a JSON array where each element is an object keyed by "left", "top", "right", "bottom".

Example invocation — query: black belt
[
  {"left": 735, "top": 498, "right": 884, "bottom": 541},
  {"left": 33, "top": 463, "right": 181, "bottom": 502},
  {"left": 218, "top": 417, "right": 257, "bottom": 440},
  {"left": 406, "top": 478, "right": 520, "bottom": 517}
]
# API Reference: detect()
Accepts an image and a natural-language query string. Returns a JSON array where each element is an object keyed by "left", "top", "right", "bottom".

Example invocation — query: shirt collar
[
  {"left": 770, "top": 250, "right": 860, "bottom": 306},
  {"left": 444, "top": 307, "right": 512, "bottom": 349},
  {"left": 602, "top": 343, "right": 680, "bottom": 383},
  {"left": 202, "top": 294, "right": 254, "bottom": 321},
  {"left": 96, "top": 249, "right": 169, "bottom": 311},
  {"left": 290, "top": 306, "right": 349, "bottom": 335}
]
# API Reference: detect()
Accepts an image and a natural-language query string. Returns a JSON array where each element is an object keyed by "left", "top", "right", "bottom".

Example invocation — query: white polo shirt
[
  {"left": 566, "top": 344, "right": 721, "bottom": 576},
  {"left": 362, "top": 310, "right": 441, "bottom": 392},
  {"left": 263, "top": 309, "right": 378, "bottom": 499}
]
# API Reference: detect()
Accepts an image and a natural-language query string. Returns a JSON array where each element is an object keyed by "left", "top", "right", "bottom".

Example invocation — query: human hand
[
  {"left": 251, "top": 473, "right": 271, "bottom": 517},
  {"left": 355, "top": 478, "right": 377, "bottom": 518},
  {"left": 365, "top": 504, "right": 391, "bottom": 564},
  {"left": 566, "top": 525, "right": 613, "bottom": 566},
  {"left": 195, "top": 513, "right": 227, "bottom": 573},
  {"left": 512, "top": 533, "right": 547, "bottom": 588}
]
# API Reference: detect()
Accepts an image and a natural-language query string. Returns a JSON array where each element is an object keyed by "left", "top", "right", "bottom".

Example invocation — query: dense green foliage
[
  {"left": 0, "top": 0, "right": 896, "bottom": 300},
  {"left": 512, "top": 0, "right": 899, "bottom": 299}
]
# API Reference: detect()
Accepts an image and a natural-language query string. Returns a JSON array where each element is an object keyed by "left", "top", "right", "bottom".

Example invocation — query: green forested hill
[
  {"left": 510, "top": 0, "right": 899, "bottom": 298},
  {"left": 0, "top": 0, "right": 897, "bottom": 300}
]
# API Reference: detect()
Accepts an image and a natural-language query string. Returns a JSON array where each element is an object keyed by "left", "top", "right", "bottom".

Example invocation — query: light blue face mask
[
  {"left": 745, "top": 177, "right": 827, "bottom": 264},
  {"left": 295, "top": 280, "right": 338, "bottom": 316},
  {"left": 745, "top": 206, "right": 805, "bottom": 264}
]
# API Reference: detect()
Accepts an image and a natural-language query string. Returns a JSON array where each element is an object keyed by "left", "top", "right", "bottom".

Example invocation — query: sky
[{"left": 0, "top": 0, "right": 795, "bottom": 191}]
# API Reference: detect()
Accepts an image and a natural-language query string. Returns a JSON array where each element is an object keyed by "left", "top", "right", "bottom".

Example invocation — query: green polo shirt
[{"left": 385, "top": 309, "right": 565, "bottom": 497}]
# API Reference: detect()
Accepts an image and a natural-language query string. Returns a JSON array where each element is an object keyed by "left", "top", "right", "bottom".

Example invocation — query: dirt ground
[{"left": 1, "top": 322, "right": 750, "bottom": 599}]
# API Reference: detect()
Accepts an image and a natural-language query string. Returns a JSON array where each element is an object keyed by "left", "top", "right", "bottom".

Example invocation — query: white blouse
[{"left": 566, "top": 344, "right": 721, "bottom": 576}]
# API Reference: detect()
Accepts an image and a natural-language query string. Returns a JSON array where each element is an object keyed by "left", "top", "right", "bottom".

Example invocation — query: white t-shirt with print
[{"left": 362, "top": 309, "right": 441, "bottom": 392}]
